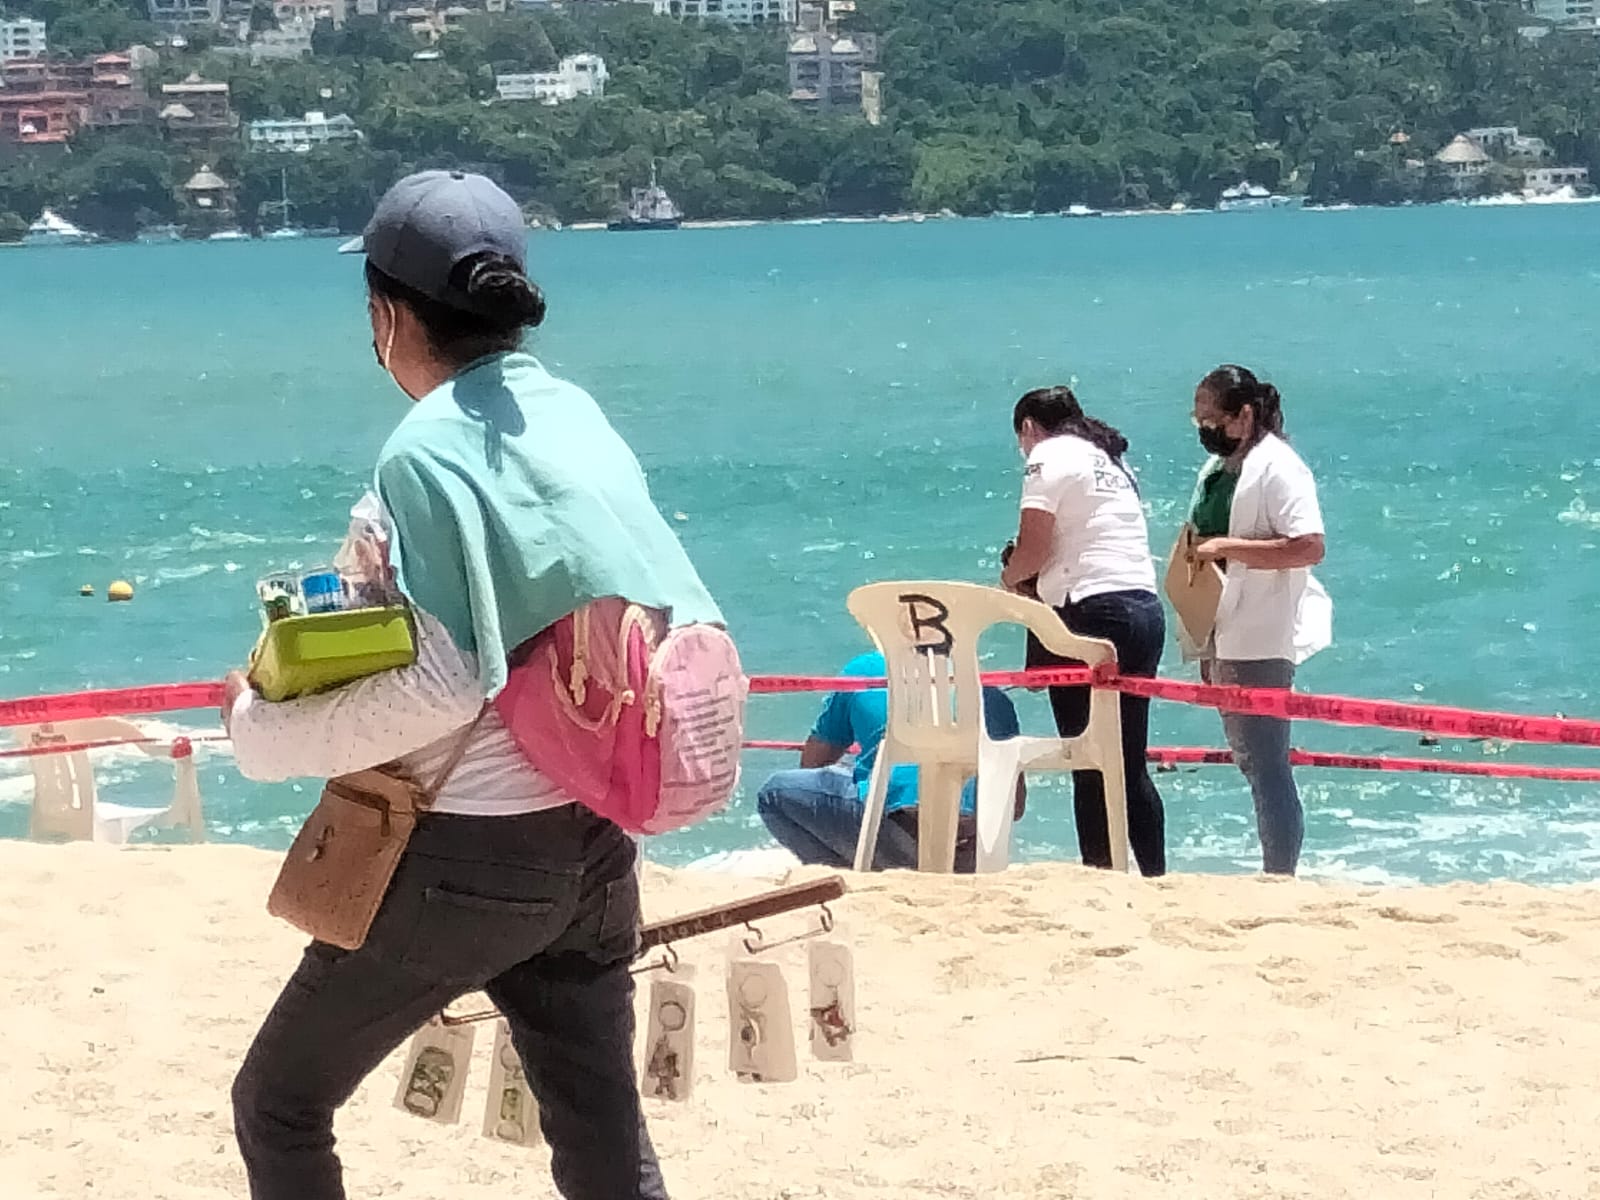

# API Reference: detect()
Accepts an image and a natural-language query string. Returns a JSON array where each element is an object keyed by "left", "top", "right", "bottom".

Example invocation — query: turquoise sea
[{"left": 3, "top": 205, "right": 1600, "bottom": 885}]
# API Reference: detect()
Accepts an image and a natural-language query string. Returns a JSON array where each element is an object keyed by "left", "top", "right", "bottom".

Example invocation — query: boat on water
[
  {"left": 22, "top": 209, "right": 99, "bottom": 247},
  {"left": 607, "top": 164, "right": 683, "bottom": 232},
  {"left": 1063, "top": 204, "right": 1102, "bottom": 218},
  {"left": 207, "top": 228, "right": 252, "bottom": 242},
  {"left": 261, "top": 169, "right": 309, "bottom": 240},
  {"left": 1217, "top": 183, "right": 1303, "bottom": 213},
  {"left": 136, "top": 223, "right": 184, "bottom": 244}
]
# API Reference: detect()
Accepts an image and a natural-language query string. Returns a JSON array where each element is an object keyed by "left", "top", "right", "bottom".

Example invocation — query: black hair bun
[{"left": 462, "top": 254, "right": 547, "bottom": 329}]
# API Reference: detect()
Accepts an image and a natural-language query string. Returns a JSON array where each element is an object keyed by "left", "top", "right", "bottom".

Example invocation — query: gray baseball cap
[{"left": 340, "top": 170, "right": 527, "bottom": 314}]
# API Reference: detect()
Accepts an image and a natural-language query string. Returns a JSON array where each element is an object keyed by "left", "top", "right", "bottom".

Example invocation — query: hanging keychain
[
  {"left": 481, "top": 1019, "right": 541, "bottom": 1147},
  {"left": 726, "top": 958, "right": 798, "bottom": 1083},
  {"left": 394, "top": 1016, "right": 475, "bottom": 1124},
  {"left": 807, "top": 940, "right": 856, "bottom": 1062},
  {"left": 641, "top": 967, "right": 697, "bottom": 1102}
]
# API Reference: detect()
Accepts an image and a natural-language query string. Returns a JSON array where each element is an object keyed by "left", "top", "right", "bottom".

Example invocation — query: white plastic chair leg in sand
[
  {"left": 846, "top": 580, "right": 1127, "bottom": 874},
  {"left": 19, "top": 719, "right": 206, "bottom": 844},
  {"left": 165, "top": 742, "right": 206, "bottom": 841}
]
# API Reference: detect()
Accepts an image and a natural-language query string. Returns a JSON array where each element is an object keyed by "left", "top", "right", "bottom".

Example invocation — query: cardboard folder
[{"left": 1163, "top": 525, "right": 1225, "bottom": 649}]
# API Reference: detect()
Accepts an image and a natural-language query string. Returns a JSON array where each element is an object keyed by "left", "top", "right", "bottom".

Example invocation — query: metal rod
[
  {"left": 438, "top": 876, "right": 847, "bottom": 1027},
  {"left": 639, "top": 877, "right": 845, "bottom": 951}
]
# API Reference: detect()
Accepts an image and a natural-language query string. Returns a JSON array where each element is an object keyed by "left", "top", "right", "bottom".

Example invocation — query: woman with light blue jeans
[{"left": 1184, "top": 365, "right": 1332, "bottom": 875}]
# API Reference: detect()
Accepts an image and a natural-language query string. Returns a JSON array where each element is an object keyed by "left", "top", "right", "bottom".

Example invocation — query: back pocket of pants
[{"left": 400, "top": 887, "right": 563, "bottom": 986}]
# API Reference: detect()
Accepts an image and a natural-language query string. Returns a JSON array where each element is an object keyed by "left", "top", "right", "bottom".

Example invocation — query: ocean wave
[
  {"left": 684, "top": 848, "right": 800, "bottom": 876},
  {"left": 1558, "top": 499, "right": 1600, "bottom": 526},
  {"left": 187, "top": 525, "right": 268, "bottom": 548},
  {"left": 0, "top": 549, "right": 62, "bottom": 566},
  {"left": 150, "top": 563, "right": 219, "bottom": 584}
]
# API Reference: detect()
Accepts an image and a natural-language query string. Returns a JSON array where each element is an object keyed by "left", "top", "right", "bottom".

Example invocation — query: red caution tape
[
  {"left": 749, "top": 667, "right": 1093, "bottom": 694},
  {"left": 1113, "top": 674, "right": 1600, "bottom": 749},
  {"left": 0, "top": 683, "right": 224, "bottom": 730},
  {"left": 746, "top": 740, "right": 1600, "bottom": 785},
  {"left": 1147, "top": 746, "right": 1600, "bottom": 784},
  {"left": 748, "top": 668, "right": 1600, "bottom": 749},
  {"left": 0, "top": 732, "right": 229, "bottom": 762},
  {"left": 4, "top": 717, "right": 1594, "bottom": 786},
  {"left": 1, "top": 669, "right": 1597, "bottom": 753}
]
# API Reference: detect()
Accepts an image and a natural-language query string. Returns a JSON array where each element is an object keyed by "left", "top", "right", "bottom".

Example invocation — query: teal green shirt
[{"left": 376, "top": 352, "right": 722, "bottom": 695}]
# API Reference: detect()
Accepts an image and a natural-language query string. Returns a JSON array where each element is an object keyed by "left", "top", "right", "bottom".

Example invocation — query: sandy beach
[{"left": 4, "top": 842, "right": 1598, "bottom": 1199}]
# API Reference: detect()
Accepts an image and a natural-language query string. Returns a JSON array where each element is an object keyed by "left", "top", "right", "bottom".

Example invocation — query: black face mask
[{"left": 1198, "top": 425, "right": 1241, "bottom": 457}]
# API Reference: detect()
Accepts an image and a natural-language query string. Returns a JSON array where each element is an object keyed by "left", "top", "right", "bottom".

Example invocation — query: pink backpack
[{"left": 493, "top": 598, "right": 747, "bottom": 835}]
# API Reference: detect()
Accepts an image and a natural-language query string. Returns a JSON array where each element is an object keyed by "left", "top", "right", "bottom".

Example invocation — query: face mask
[
  {"left": 1198, "top": 424, "right": 1241, "bottom": 457},
  {"left": 371, "top": 297, "right": 403, "bottom": 393},
  {"left": 375, "top": 299, "right": 397, "bottom": 369}
]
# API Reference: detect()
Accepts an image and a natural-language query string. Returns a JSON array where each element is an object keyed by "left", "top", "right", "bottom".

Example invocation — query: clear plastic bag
[{"left": 333, "top": 491, "right": 400, "bottom": 609}]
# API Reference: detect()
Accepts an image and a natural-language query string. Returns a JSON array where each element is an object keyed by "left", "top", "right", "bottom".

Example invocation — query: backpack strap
[{"left": 569, "top": 605, "right": 591, "bottom": 707}]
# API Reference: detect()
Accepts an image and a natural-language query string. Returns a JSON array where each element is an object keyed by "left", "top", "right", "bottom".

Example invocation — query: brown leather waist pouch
[{"left": 267, "top": 767, "right": 425, "bottom": 951}]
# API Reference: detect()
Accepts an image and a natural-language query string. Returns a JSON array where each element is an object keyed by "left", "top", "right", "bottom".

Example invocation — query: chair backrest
[
  {"left": 22, "top": 724, "right": 98, "bottom": 841},
  {"left": 845, "top": 581, "right": 1117, "bottom": 765},
  {"left": 20, "top": 718, "right": 179, "bottom": 842}
]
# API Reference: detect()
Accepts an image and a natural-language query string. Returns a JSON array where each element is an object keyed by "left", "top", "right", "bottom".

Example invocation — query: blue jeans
[
  {"left": 757, "top": 766, "right": 975, "bottom": 873},
  {"left": 1026, "top": 589, "right": 1167, "bottom": 877},
  {"left": 1214, "top": 658, "right": 1303, "bottom": 875}
]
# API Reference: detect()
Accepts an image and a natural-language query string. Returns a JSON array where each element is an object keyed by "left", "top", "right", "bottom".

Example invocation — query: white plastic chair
[
  {"left": 19, "top": 719, "right": 206, "bottom": 845},
  {"left": 847, "top": 581, "right": 1127, "bottom": 874}
]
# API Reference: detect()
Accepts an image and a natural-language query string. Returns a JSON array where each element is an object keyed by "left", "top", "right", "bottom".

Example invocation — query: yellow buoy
[
  {"left": 80, "top": 584, "right": 94, "bottom": 597},
  {"left": 107, "top": 580, "right": 134, "bottom": 603}
]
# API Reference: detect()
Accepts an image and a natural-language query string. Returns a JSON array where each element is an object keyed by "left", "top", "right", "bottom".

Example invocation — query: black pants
[
  {"left": 1026, "top": 589, "right": 1167, "bottom": 877},
  {"left": 233, "top": 806, "right": 668, "bottom": 1200}
]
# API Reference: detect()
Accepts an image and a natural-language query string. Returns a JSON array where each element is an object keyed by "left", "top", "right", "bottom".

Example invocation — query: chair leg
[
  {"left": 173, "top": 759, "right": 205, "bottom": 843},
  {"left": 916, "top": 764, "right": 963, "bottom": 873},
  {"left": 1091, "top": 693, "right": 1130, "bottom": 873},
  {"left": 974, "top": 747, "right": 1021, "bottom": 874},
  {"left": 853, "top": 755, "right": 893, "bottom": 873}
]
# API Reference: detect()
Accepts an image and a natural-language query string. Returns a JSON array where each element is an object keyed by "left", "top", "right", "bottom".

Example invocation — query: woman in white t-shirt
[
  {"left": 1000, "top": 386, "right": 1166, "bottom": 877},
  {"left": 1187, "top": 364, "right": 1331, "bottom": 875}
]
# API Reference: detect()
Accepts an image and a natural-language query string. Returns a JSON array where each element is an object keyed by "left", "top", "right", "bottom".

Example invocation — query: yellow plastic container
[{"left": 249, "top": 606, "right": 417, "bottom": 702}]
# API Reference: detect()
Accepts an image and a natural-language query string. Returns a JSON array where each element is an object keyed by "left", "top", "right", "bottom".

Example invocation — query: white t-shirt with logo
[{"left": 1019, "top": 434, "right": 1158, "bottom": 607}]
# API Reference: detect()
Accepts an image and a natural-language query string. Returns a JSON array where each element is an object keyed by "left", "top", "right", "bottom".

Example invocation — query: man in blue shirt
[{"left": 756, "top": 651, "right": 1023, "bottom": 872}]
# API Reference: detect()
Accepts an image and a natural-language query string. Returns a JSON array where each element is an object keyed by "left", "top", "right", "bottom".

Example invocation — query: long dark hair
[
  {"left": 1200, "top": 364, "right": 1286, "bottom": 440},
  {"left": 1012, "top": 386, "right": 1129, "bottom": 461},
  {"left": 366, "top": 252, "right": 546, "bottom": 368}
]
